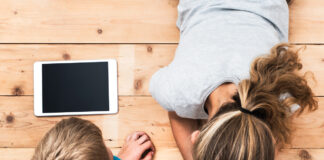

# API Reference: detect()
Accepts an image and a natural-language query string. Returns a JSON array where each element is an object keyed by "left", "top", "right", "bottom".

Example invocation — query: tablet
[{"left": 34, "top": 59, "right": 118, "bottom": 116}]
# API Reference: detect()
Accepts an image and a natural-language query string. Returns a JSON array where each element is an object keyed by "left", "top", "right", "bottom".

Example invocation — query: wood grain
[
  {"left": 289, "top": 96, "right": 324, "bottom": 148},
  {"left": 0, "top": 44, "right": 176, "bottom": 96},
  {"left": 0, "top": 0, "right": 322, "bottom": 43},
  {"left": 289, "top": 0, "right": 324, "bottom": 43},
  {"left": 1, "top": 148, "right": 324, "bottom": 160},
  {"left": 0, "top": 96, "right": 323, "bottom": 149},
  {"left": 278, "top": 149, "right": 324, "bottom": 160},
  {"left": 0, "top": 0, "right": 179, "bottom": 43},
  {"left": 0, "top": 96, "right": 176, "bottom": 148},
  {"left": 0, "top": 44, "right": 323, "bottom": 96}
]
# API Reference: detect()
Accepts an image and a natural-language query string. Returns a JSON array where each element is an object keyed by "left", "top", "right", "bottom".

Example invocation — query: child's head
[
  {"left": 32, "top": 117, "right": 113, "bottom": 160},
  {"left": 192, "top": 44, "right": 318, "bottom": 160}
]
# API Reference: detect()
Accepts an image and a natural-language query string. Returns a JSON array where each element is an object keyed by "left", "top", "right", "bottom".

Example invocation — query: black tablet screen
[{"left": 42, "top": 62, "right": 109, "bottom": 113}]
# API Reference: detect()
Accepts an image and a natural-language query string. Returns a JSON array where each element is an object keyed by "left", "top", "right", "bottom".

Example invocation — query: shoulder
[{"left": 149, "top": 67, "right": 175, "bottom": 111}]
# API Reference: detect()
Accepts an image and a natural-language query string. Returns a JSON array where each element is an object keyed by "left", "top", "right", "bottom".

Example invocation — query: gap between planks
[
  {"left": 0, "top": 44, "right": 323, "bottom": 96},
  {"left": 0, "top": 96, "right": 323, "bottom": 149},
  {"left": 0, "top": 0, "right": 323, "bottom": 43}
]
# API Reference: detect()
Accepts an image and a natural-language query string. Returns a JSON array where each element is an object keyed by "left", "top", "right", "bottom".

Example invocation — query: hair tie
[{"left": 238, "top": 106, "right": 254, "bottom": 115}]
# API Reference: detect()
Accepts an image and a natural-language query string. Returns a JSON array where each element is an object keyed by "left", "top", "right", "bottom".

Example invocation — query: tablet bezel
[{"left": 34, "top": 59, "right": 118, "bottom": 116}]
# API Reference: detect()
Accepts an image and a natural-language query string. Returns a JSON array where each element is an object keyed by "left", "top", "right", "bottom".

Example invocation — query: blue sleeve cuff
[{"left": 113, "top": 156, "right": 121, "bottom": 160}]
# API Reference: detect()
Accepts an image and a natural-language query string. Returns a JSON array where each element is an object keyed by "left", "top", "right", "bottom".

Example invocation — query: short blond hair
[{"left": 32, "top": 117, "right": 110, "bottom": 160}]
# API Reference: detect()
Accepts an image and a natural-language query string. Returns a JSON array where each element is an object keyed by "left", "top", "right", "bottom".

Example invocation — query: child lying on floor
[
  {"left": 149, "top": 0, "right": 318, "bottom": 159},
  {"left": 31, "top": 117, "right": 155, "bottom": 160}
]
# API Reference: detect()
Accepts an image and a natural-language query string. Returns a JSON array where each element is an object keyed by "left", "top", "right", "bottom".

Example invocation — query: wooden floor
[{"left": 0, "top": 0, "right": 323, "bottom": 159}]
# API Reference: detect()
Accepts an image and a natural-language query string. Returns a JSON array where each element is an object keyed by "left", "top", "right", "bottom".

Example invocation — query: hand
[{"left": 117, "top": 131, "right": 155, "bottom": 160}]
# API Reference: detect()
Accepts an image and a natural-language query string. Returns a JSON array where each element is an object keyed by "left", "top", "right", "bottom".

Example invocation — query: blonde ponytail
[
  {"left": 240, "top": 43, "right": 318, "bottom": 146},
  {"left": 193, "top": 43, "right": 318, "bottom": 160}
]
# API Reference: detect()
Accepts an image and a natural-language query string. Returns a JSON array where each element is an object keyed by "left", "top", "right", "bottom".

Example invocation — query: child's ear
[{"left": 191, "top": 130, "right": 200, "bottom": 144}]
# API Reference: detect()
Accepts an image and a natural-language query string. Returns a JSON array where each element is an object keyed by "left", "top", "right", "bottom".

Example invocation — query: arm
[{"left": 168, "top": 111, "right": 200, "bottom": 160}]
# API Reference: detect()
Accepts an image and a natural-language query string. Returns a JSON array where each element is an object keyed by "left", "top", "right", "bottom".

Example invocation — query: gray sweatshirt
[{"left": 149, "top": 0, "right": 289, "bottom": 119}]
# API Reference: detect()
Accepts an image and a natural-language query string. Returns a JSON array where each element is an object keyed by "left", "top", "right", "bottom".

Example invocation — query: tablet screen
[{"left": 42, "top": 62, "right": 109, "bottom": 113}]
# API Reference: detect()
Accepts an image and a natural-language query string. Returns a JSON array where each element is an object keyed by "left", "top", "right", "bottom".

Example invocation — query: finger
[
  {"left": 146, "top": 138, "right": 155, "bottom": 152},
  {"left": 130, "top": 131, "right": 146, "bottom": 141},
  {"left": 137, "top": 134, "right": 149, "bottom": 144},
  {"left": 140, "top": 141, "right": 154, "bottom": 153},
  {"left": 142, "top": 151, "right": 154, "bottom": 160},
  {"left": 126, "top": 135, "right": 132, "bottom": 142}
]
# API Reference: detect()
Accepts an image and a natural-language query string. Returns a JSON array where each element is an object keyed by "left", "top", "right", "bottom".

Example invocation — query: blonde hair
[
  {"left": 32, "top": 117, "right": 110, "bottom": 160},
  {"left": 193, "top": 43, "right": 318, "bottom": 160}
]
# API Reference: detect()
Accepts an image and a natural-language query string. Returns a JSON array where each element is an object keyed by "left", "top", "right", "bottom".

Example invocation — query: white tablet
[{"left": 34, "top": 59, "right": 118, "bottom": 116}]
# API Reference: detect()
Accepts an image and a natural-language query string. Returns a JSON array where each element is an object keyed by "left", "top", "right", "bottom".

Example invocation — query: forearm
[{"left": 168, "top": 112, "right": 200, "bottom": 160}]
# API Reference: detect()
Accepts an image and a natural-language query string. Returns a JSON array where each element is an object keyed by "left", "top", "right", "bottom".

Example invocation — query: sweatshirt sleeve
[{"left": 149, "top": 67, "right": 174, "bottom": 112}]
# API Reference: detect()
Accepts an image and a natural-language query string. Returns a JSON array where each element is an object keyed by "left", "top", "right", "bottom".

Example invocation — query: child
[
  {"left": 149, "top": 0, "right": 318, "bottom": 159},
  {"left": 32, "top": 117, "right": 155, "bottom": 160}
]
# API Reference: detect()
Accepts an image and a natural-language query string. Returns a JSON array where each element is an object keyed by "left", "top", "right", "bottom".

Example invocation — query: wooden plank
[
  {"left": 0, "top": 0, "right": 322, "bottom": 43},
  {"left": 0, "top": 96, "right": 176, "bottom": 148},
  {"left": 0, "top": 0, "right": 179, "bottom": 43},
  {"left": 0, "top": 44, "right": 323, "bottom": 96},
  {"left": 0, "top": 147, "right": 182, "bottom": 160},
  {"left": 289, "top": 96, "right": 324, "bottom": 148},
  {"left": 278, "top": 149, "right": 324, "bottom": 160},
  {"left": 0, "top": 44, "right": 176, "bottom": 96},
  {"left": 1, "top": 148, "right": 324, "bottom": 160},
  {"left": 0, "top": 96, "right": 323, "bottom": 148},
  {"left": 0, "top": 148, "right": 35, "bottom": 160},
  {"left": 289, "top": 0, "right": 324, "bottom": 43}
]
